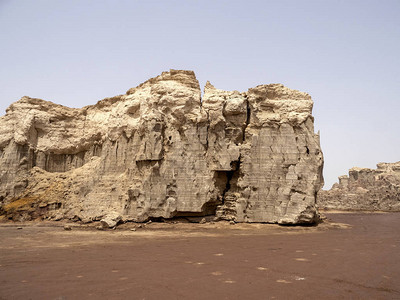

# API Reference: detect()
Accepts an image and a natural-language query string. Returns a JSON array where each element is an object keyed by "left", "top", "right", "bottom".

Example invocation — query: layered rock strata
[
  {"left": 0, "top": 70, "right": 324, "bottom": 224},
  {"left": 319, "top": 162, "right": 400, "bottom": 211}
]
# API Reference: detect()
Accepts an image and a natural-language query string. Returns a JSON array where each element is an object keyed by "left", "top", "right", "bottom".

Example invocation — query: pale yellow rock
[
  {"left": 0, "top": 70, "right": 324, "bottom": 224},
  {"left": 319, "top": 161, "right": 400, "bottom": 211}
]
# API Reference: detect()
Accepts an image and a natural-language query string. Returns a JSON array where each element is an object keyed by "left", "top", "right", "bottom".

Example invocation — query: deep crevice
[
  {"left": 242, "top": 98, "right": 251, "bottom": 142},
  {"left": 212, "top": 155, "right": 242, "bottom": 220},
  {"left": 205, "top": 111, "right": 210, "bottom": 151},
  {"left": 220, "top": 170, "right": 235, "bottom": 200}
]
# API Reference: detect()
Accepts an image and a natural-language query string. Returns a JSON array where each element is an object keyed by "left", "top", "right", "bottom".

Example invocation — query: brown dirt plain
[{"left": 0, "top": 212, "right": 399, "bottom": 300}]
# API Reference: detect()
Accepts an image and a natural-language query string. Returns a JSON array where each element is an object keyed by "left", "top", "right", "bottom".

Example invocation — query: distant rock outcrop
[
  {"left": 318, "top": 162, "right": 400, "bottom": 211},
  {"left": 0, "top": 70, "right": 324, "bottom": 224}
]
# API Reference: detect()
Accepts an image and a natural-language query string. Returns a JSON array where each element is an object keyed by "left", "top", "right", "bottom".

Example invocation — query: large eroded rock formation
[
  {"left": 0, "top": 70, "right": 324, "bottom": 224},
  {"left": 318, "top": 162, "right": 400, "bottom": 211}
]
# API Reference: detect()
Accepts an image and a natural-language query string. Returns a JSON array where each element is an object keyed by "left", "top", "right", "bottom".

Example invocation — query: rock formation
[
  {"left": 318, "top": 162, "right": 400, "bottom": 211},
  {"left": 0, "top": 70, "right": 324, "bottom": 224}
]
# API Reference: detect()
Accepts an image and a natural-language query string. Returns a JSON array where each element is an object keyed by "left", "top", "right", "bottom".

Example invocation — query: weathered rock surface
[
  {"left": 0, "top": 70, "right": 324, "bottom": 224},
  {"left": 318, "top": 162, "right": 400, "bottom": 211},
  {"left": 100, "top": 212, "right": 122, "bottom": 228}
]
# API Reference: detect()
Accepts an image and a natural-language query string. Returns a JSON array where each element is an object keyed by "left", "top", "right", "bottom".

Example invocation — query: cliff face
[
  {"left": 318, "top": 162, "right": 400, "bottom": 211},
  {"left": 0, "top": 70, "right": 324, "bottom": 224}
]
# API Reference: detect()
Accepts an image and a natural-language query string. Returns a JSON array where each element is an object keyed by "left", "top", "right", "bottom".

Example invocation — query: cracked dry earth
[{"left": 1, "top": 213, "right": 399, "bottom": 300}]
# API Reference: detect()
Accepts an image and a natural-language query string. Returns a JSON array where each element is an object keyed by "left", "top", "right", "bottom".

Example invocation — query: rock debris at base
[{"left": 0, "top": 70, "right": 324, "bottom": 224}]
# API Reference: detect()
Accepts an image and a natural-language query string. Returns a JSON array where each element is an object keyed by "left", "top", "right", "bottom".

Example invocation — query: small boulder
[
  {"left": 53, "top": 213, "right": 63, "bottom": 221},
  {"left": 100, "top": 212, "right": 122, "bottom": 228}
]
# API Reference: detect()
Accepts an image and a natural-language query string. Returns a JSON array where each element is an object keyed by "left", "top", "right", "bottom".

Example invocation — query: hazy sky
[{"left": 0, "top": 0, "right": 399, "bottom": 188}]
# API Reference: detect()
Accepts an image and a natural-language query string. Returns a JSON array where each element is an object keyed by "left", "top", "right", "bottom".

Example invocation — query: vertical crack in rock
[
  {"left": 242, "top": 98, "right": 251, "bottom": 142},
  {"left": 0, "top": 70, "right": 324, "bottom": 224},
  {"left": 214, "top": 156, "right": 241, "bottom": 221}
]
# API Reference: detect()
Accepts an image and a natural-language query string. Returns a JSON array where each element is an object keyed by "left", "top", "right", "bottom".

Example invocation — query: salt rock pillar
[
  {"left": 318, "top": 162, "right": 400, "bottom": 211},
  {"left": 203, "top": 82, "right": 324, "bottom": 224},
  {"left": 0, "top": 70, "right": 323, "bottom": 224}
]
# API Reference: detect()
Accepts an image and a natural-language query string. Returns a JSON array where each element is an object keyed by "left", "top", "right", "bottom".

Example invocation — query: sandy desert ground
[{"left": 0, "top": 212, "right": 399, "bottom": 300}]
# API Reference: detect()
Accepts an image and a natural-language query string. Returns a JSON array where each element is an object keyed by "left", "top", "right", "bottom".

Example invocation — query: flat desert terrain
[{"left": 1, "top": 213, "right": 399, "bottom": 299}]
